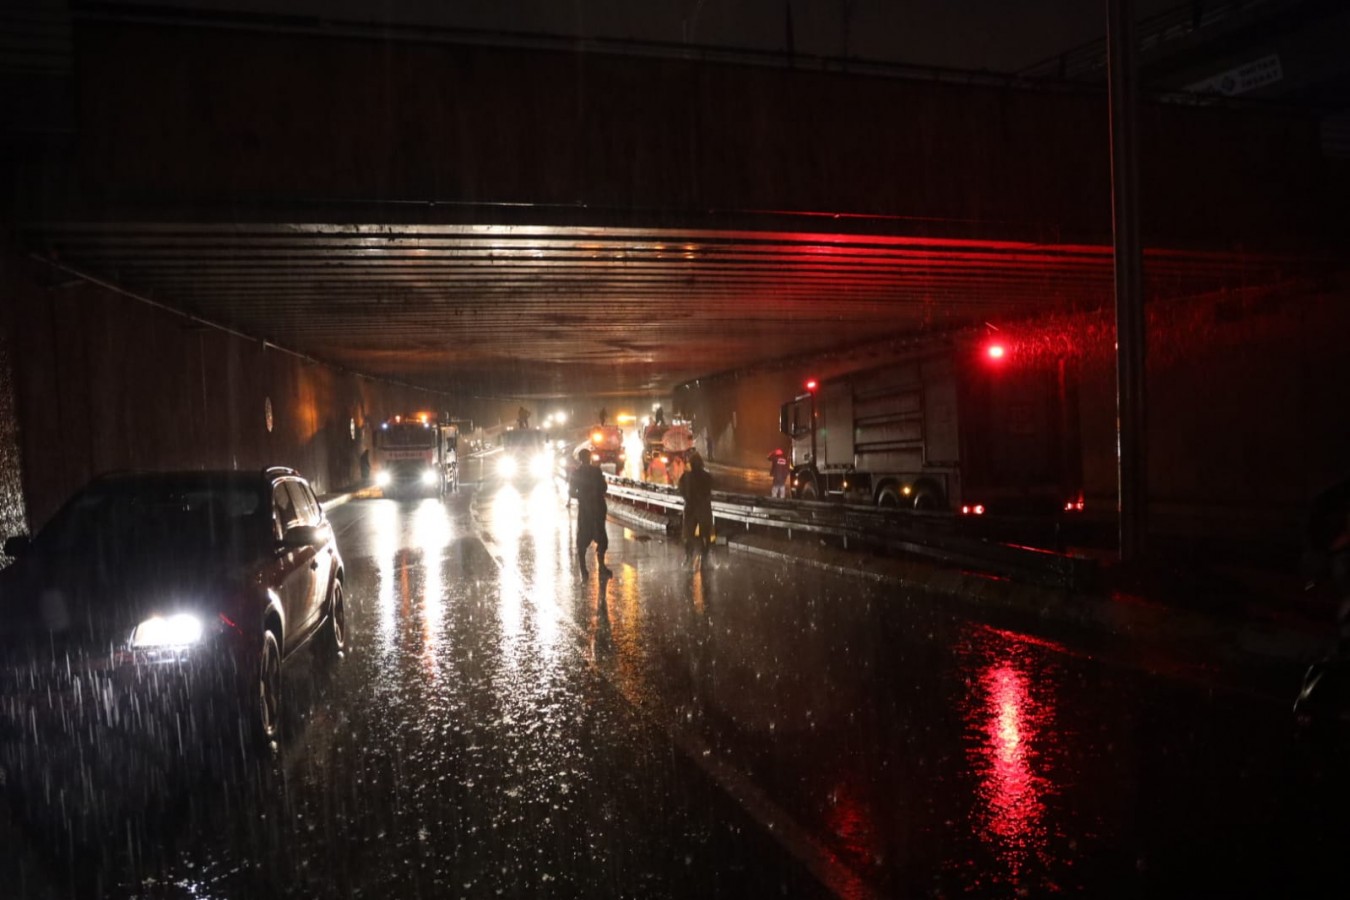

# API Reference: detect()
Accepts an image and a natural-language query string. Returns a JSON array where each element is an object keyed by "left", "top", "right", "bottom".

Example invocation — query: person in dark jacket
[
  {"left": 679, "top": 452, "right": 714, "bottom": 564},
  {"left": 569, "top": 447, "right": 611, "bottom": 579}
]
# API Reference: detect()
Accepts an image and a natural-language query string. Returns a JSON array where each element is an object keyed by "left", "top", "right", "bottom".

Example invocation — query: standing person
[
  {"left": 668, "top": 451, "right": 687, "bottom": 487},
  {"left": 647, "top": 452, "right": 668, "bottom": 486},
  {"left": 769, "top": 448, "right": 790, "bottom": 499},
  {"left": 569, "top": 447, "right": 612, "bottom": 579},
  {"left": 679, "top": 452, "right": 714, "bottom": 564}
]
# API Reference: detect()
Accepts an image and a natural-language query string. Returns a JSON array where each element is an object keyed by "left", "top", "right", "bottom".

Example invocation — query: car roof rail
[{"left": 264, "top": 466, "right": 300, "bottom": 479}]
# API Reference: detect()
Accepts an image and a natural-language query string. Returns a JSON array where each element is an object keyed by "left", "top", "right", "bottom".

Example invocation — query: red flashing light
[
  {"left": 805, "top": 379, "right": 818, "bottom": 391},
  {"left": 986, "top": 344, "right": 1006, "bottom": 361},
  {"left": 1064, "top": 498, "right": 1086, "bottom": 512}
]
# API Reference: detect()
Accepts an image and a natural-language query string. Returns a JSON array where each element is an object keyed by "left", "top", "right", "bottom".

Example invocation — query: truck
[
  {"left": 641, "top": 419, "right": 694, "bottom": 484},
  {"left": 778, "top": 338, "right": 1082, "bottom": 516},
  {"left": 497, "top": 427, "right": 554, "bottom": 483},
  {"left": 371, "top": 413, "right": 460, "bottom": 497},
  {"left": 585, "top": 424, "right": 627, "bottom": 474}
]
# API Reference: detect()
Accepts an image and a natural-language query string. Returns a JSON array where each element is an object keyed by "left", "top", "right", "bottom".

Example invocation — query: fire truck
[
  {"left": 641, "top": 419, "right": 694, "bottom": 483},
  {"left": 586, "top": 424, "right": 626, "bottom": 474},
  {"left": 779, "top": 337, "right": 1082, "bottom": 517},
  {"left": 371, "top": 413, "right": 460, "bottom": 497}
]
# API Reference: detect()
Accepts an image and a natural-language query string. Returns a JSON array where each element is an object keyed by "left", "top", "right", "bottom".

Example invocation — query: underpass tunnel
[{"left": 2, "top": 6, "right": 1347, "bottom": 553}]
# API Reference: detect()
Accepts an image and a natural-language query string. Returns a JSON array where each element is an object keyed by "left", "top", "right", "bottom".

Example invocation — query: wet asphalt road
[{"left": 5, "top": 476, "right": 1350, "bottom": 898}]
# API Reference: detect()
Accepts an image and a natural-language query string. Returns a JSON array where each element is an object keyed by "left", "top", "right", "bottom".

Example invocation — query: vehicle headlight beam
[{"left": 131, "top": 613, "right": 204, "bottom": 649}]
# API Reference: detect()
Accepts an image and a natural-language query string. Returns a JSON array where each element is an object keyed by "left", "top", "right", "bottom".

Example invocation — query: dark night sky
[{"left": 104, "top": 0, "right": 1181, "bottom": 72}]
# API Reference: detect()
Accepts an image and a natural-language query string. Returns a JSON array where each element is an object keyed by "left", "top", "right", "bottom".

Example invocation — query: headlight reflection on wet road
[
  {"left": 491, "top": 485, "right": 526, "bottom": 656},
  {"left": 412, "top": 498, "right": 453, "bottom": 671},
  {"left": 484, "top": 482, "right": 570, "bottom": 671},
  {"left": 523, "top": 483, "right": 562, "bottom": 652},
  {"left": 371, "top": 499, "right": 402, "bottom": 658}
]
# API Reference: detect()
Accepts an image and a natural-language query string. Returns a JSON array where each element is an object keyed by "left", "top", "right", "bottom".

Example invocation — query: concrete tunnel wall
[
  {"left": 676, "top": 278, "right": 1350, "bottom": 547},
  {"left": 0, "top": 251, "right": 465, "bottom": 538}
]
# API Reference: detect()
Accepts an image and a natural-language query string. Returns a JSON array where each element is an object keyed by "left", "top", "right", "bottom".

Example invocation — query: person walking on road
[
  {"left": 769, "top": 448, "right": 790, "bottom": 499},
  {"left": 569, "top": 447, "right": 612, "bottom": 579},
  {"left": 679, "top": 452, "right": 714, "bottom": 564}
]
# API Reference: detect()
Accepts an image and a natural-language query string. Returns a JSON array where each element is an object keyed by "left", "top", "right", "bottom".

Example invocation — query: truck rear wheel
[
  {"left": 876, "top": 486, "right": 901, "bottom": 508},
  {"left": 911, "top": 481, "right": 944, "bottom": 511}
]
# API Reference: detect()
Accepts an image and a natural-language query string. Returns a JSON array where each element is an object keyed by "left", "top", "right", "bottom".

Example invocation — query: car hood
[{"left": 0, "top": 547, "right": 246, "bottom": 662}]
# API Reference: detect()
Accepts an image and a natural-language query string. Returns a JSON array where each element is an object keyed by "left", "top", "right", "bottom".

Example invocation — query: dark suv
[{"left": 0, "top": 467, "right": 346, "bottom": 752}]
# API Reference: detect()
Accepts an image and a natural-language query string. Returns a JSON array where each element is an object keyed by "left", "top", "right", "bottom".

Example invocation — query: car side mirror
[
  {"left": 3, "top": 535, "right": 31, "bottom": 558},
  {"left": 281, "top": 524, "right": 323, "bottom": 548}
]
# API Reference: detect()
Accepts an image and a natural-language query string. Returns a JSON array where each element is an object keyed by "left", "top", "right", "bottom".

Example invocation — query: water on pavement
[{"left": 3, "top": 477, "right": 1347, "bottom": 897}]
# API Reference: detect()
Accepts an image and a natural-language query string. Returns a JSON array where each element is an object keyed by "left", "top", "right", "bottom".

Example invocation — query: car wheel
[
  {"left": 257, "top": 629, "right": 283, "bottom": 745},
  {"left": 321, "top": 580, "right": 347, "bottom": 660}
]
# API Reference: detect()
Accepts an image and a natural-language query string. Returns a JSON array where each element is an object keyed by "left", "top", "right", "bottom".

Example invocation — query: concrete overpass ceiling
[
  {"left": 11, "top": 4, "right": 1342, "bottom": 400},
  {"left": 27, "top": 217, "right": 1310, "bottom": 400}
]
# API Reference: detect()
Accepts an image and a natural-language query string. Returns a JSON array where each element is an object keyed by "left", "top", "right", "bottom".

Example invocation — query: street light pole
[{"left": 1108, "top": 0, "right": 1147, "bottom": 562}]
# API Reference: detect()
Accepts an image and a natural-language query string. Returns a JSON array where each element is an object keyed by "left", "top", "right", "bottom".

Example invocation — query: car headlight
[
  {"left": 529, "top": 452, "right": 552, "bottom": 478},
  {"left": 131, "top": 613, "right": 204, "bottom": 649},
  {"left": 420, "top": 468, "right": 438, "bottom": 485},
  {"left": 498, "top": 456, "right": 518, "bottom": 477},
  {"left": 375, "top": 470, "right": 392, "bottom": 487}
]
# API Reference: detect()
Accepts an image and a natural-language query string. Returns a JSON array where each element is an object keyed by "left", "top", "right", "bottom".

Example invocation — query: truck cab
[{"left": 372, "top": 414, "right": 458, "bottom": 497}]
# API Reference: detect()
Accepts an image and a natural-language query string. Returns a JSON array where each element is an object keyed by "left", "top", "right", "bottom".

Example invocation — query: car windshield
[
  {"left": 377, "top": 424, "right": 436, "bottom": 449},
  {"left": 37, "top": 478, "right": 268, "bottom": 557},
  {"left": 502, "top": 429, "right": 546, "bottom": 451}
]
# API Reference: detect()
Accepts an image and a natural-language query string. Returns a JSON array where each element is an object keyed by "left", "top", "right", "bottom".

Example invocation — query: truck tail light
[{"left": 960, "top": 504, "right": 986, "bottom": 516}]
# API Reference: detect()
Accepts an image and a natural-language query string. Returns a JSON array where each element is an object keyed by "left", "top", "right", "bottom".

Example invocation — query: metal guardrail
[{"left": 603, "top": 474, "right": 1098, "bottom": 590}]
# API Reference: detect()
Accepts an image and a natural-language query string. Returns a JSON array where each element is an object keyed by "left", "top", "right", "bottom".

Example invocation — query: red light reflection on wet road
[
  {"left": 959, "top": 627, "right": 1063, "bottom": 887},
  {"left": 982, "top": 664, "right": 1048, "bottom": 846}
]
